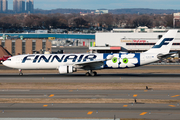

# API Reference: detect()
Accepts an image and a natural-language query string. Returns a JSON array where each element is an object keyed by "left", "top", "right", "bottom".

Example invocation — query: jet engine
[{"left": 58, "top": 65, "right": 76, "bottom": 74}]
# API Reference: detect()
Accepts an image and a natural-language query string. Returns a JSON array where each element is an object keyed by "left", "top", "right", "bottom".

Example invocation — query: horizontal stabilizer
[{"left": 157, "top": 52, "right": 177, "bottom": 59}]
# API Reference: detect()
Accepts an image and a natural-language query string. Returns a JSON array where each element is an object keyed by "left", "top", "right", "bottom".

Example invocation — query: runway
[
  {"left": 0, "top": 103, "right": 179, "bottom": 119},
  {"left": 0, "top": 65, "right": 180, "bottom": 119},
  {"left": 0, "top": 89, "right": 179, "bottom": 100},
  {"left": 0, "top": 73, "right": 180, "bottom": 83}
]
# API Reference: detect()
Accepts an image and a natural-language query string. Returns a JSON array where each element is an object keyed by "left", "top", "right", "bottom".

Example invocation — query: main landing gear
[
  {"left": 19, "top": 69, "right": 23, "bottom": 76},
  {"left": 85, "top": 70, "right": 97, "bottom": 76}
]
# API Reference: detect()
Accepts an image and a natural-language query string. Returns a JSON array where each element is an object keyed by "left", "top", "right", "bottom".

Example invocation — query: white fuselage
[{"left": 3, "top": 53, "right": 159, "bottom": 70}]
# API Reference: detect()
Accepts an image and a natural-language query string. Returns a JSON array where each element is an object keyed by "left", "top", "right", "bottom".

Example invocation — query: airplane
[{"left": 3, "top": 30, "right": 178, "bottom": 76}]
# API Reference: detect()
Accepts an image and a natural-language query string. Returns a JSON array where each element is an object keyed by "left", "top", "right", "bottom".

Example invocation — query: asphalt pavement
[
  {"left": 0, "top": 103, "right": 179, "bottom": 119},
  {"left": 0, "top": 65, "right": 180, "bottom": 119},
  {"left": 0, "top": 89, "right": 179, "bottom": 100}
]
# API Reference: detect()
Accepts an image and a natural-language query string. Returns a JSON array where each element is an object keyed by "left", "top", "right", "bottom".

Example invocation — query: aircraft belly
[{"left": 17, "top": 63, "right": 58, "bottom": 69}]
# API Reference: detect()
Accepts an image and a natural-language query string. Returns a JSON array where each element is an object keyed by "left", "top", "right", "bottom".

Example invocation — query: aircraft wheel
[
  {"left": 19, "top": 69, "right": 23, "bottom": 76},
  {"left": 93, "top": 71, "right": 97, "bottom": 76},
  {"left": 86, "top": 71, "right": 97, "bottom": 76},
  {"left": 91, "top": 72, "right": 95, "bottom": 76},
  {"left": 85, "top": 72, "right": 90, "bottom": 76},
  {"left": 19, "top": 73, "right": 23, "bottom": 76},
  {"left": 91, "top": 71, "right": 97, "bottom": 76}
]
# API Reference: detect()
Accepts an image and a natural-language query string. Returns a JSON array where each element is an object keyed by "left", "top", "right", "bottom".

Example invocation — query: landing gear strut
[
  {"left": 19, "top": 69, "right": 23, "bottom": 76},
  {"left": 85, "top": 70, "right": 97, "bottom": 76}
]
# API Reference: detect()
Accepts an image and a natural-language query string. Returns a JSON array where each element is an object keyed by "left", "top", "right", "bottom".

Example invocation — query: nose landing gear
[{"left": 19, "top": 69, "right": 23, "bottom": 76}]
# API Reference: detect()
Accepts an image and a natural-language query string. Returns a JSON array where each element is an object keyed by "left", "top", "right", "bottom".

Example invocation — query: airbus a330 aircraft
[{"left": 3, "top": 30, "right": 178, "bottom": 76}]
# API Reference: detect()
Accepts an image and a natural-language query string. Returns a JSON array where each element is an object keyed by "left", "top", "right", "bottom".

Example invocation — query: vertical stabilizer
[
  {"left": 145, "top": 30, "right": 178, "bottom": 54},
  {"left": 0, "top": 45, "right": 12, "bottom": 58}
]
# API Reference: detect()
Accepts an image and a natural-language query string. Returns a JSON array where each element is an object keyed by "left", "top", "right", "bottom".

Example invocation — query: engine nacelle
[{"left": 58, "top": 65, "right": 75, "bottom": 74}]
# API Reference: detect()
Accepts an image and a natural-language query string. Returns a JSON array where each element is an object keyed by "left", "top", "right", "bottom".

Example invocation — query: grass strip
[
  {"left": 0, "top": 98, "right": 179, "bottom": 104},
  {"left": 0, "top": 82, "right": 180, "bottom": 90}
]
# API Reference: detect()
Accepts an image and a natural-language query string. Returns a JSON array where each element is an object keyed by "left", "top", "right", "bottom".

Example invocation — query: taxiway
[{"left": 0, "top": 65, "right": 180, "bottom": 119}]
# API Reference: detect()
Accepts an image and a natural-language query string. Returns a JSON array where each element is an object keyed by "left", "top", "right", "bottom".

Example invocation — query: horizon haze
[{"left": 6, "top": 0, "right": 180, "bottom": 10}]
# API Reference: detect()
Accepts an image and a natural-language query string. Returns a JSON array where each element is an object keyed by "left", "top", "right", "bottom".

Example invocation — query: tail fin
[
  {"left": 0, "top": 45, "right": 12, "bottom": 58},
  {"left": 145, "top": 30, "right": 178, "bottom": 54}
]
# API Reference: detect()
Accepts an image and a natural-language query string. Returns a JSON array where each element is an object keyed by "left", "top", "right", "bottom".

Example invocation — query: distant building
[
  {"left": 26, "top": 0, "right": 34, "bottom": 13},
  {"left": 13, "top": 0, "right": 25, "bottom": 13},
  {"left": 0, "top": 0, "right": 8, "bottom": 12},
  {"left": 2, "top": 0, "right": 8, "bottom": 12},
  {"left": 0, "top": 0, "right": 2, "bottom": 12},
  {"left": 89, "top": 27, "right": 180, "bottom": 54},
  {"left": 18, "top": 0, "right": 25, "bottom": 13},
  {"left": 22, "top": 0, "right": 26, "bottom": 12},
  {"left": 80, "top": 11, "right": 94, "bottom": 16},
  {"left": 95, "top": 10, "right": 108, "bottom": 14},
  {"left": 173, "top": 12, "right": 180, "bottom": 28},
  {"left": 13, "top": 0, "right": 18, "bottom": 12}
]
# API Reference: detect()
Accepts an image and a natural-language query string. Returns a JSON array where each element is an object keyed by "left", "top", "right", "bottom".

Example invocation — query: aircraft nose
[
  {"left": 2, "top": 61, "right": 7, "bottom": 66},
  {"left": 2, "top": 60, "right": 10, "bottom": 67}
]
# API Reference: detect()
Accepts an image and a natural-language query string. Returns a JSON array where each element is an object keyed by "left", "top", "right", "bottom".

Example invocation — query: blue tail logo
[{"left": 152, "top": 38, "right": 174, "bottom": 48}]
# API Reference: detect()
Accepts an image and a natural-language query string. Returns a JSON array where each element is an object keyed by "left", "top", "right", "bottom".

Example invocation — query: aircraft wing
[
  {"left": 157, "top": 52, "right": 177, "bottom": 59},
  {"left": 73, "top": 55, "right": 114, "bottom": 70}
]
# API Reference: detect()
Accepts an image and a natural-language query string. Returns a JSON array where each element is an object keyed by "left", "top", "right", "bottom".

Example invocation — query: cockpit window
[{"left": 6, "top": 59, "right": 11, "bottom": 61}]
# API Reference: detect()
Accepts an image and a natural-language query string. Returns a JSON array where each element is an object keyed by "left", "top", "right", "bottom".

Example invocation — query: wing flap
[{"left": 75, "top": 59, "right": 105, "bottom": 66}]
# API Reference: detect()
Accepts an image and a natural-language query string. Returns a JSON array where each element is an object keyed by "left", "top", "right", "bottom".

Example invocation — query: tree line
[{"left": 0, "top": 13, "right": 177, "bottom": 32}]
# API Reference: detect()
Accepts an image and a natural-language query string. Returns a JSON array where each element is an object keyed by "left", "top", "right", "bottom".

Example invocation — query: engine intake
[{"left": 58, "top": 65, "right": 76, "bottom": 74}]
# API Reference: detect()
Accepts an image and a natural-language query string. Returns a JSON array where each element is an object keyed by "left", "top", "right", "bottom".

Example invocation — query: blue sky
[{"left": 7, "top": 0, "right": 180, "bottom": 10}]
